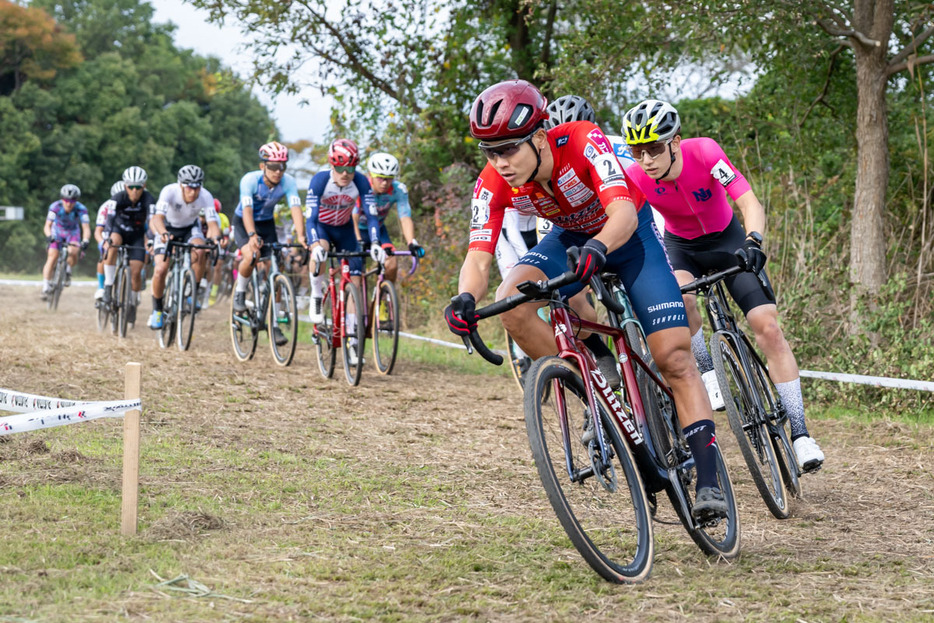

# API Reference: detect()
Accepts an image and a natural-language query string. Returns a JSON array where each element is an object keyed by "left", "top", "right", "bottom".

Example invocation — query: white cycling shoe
[
  {"left": 94, "top": 288, "right": 105, "bottom": 300},
  {"left": 308, "top": 298, "right": 324, "bottom": 324},
  {"left": 793, "top": 436, "right": 825, "bottom": 472},
  {"left": 702, "top": 370, "right": 725, "bottom": 411}
]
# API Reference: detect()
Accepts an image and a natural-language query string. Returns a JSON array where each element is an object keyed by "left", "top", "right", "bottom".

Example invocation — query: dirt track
[{"left": 1, "top": 282, "right": 933, "bottom": 621}]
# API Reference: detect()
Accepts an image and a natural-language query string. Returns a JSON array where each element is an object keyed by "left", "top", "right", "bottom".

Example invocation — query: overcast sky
[{"left": 150, "top": 0, "right": 333, "bottom": 143}]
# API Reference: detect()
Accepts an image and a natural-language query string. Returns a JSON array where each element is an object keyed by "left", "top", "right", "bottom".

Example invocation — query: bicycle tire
[
  {"left": 314, "top": 287, "right": 337, "bottom": 378},
  {"left": 97, "top": 297, "right": 110, "bottom": 332},
  {"left": 747, "top": 349, "right": 802, "bottom": 499},
  {"left": 269, "top": 274, "right": 298, "bottom": 366},
  {"left": 230, "top": 281, "right": 258, "bottom": 361},
  {"left": 524, "top": 356, "right": 654, "bottom": 583},
  {"left": 110, "top": 268, "right": 120, "bottom": 335},
  {"left": 341, "top": 280, "right": 365, "bottom": 386},
  {"left": 159, "top": 272, "right": 177, "bottom": 349},
  {"left": 49, "top": 257, "right": 65, "bottom": 311},
  {"left": 177, "top": 268, "right": 197, "bottom": 351},
  {"left": 680, "top": 441, "right": 742, "bottom": 558},
  {"left": 372, "top": 280, "right": 400, "bottom": 375},
  {"left": 216, "top": 261, "right": 234, "bottom": 304},
  {"left": 711, "top": 331, "right": 789, "bottom": 519},
  {"left": 117, "top": 265, "right": 131, "bottom": 338}
]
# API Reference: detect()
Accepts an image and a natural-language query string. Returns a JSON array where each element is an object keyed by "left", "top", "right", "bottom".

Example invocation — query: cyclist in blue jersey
[
  {"left": 305, "top": 139, "right": 379, "bottom": 352},
  {"left": 352, "top": 152, "right": 425, "bottom": 283},
  {"left": 232, "top": 141, "right": 307, "bottom": 316},
  {"left": 41, "top": 184, "right": 91, "bottom": 299}
]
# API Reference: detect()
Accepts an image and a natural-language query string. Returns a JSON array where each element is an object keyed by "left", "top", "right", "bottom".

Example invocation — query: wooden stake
[{"left": 121, "top": 362, "right": 141, "bottom": 537}]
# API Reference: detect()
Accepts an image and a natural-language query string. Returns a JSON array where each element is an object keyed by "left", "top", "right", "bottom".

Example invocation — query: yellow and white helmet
[{"left": 622, "top": 99, "right": 681, "bottom": 145}]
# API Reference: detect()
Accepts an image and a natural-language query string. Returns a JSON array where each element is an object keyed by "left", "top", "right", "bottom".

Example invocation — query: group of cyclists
[
  {"left": 442, "top": 80, "right": 824, "bottom": 520},
  {"left": 43, "top": 139, "right": 423, "bottom": 354}
]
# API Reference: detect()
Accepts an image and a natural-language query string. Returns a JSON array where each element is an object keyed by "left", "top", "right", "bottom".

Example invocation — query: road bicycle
[
  {"left": 458, "top": 253, "right": 740, "bottom": 583},
  {"left": 96, "top": 243, "right": 136, "bottom": 338},
  {"left": 212, "top": 243, "right": 236, "bottom": 306},
  {"left": 311, "top": 249, "right": 368, "bottom": 386},
  {"left": 45, "top": 237, "right": 82, "bottom": 311},
  {"left": 361, "top": 249, "right": 418, "bottom": 375},
  {"left": 681, "top": 265, "right": 802, "bottom": 519},
  {"left": 230, "top": 242, "right": 303, "bottom": 366},
  {"left": 158, "top": 239, "right": 217, "bottom": 351}
]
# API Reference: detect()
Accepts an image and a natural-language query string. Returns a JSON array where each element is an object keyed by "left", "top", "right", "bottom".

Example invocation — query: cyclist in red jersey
[
  {"left": 622, "top": 99, "right": 823, "bottom": 472},
  {"left": 444, "top": 80, "right": 729, "bottom": 518}
]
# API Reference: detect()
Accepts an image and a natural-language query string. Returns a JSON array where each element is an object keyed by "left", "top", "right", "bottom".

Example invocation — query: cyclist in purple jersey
[
  {"left": 41, "top": 184, "right": 90, "bottom": 299},
  {"left": 622, "top": 99, "right": 823, "bottom": 472},
  {"left": 305, "top": 139, "right": 378, "bottom": 342},
  {"left": 232, "top": 141, "right": 307, "bottom": 315},
  {"left": 351, "top": 152, "right": 425, "bottom": 283}
]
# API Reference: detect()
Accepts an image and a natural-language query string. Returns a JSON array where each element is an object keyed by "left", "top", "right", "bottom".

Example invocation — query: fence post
[{"left": 121, "top": 362, "right": 141, "bottom": 536}]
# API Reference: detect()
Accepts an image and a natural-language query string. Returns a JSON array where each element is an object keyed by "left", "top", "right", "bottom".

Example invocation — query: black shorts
[
  {"left": 106, "top": 221, "right": 148, "bottom": 263},
  {"left": 664, "top": 215, "right": 774, "bottom": 314},
  {"left": 233, "top": 216, "right": 277, "bottom": 260}
]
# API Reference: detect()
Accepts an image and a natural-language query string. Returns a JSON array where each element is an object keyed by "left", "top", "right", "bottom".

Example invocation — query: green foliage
[{"left": 0, "top": 0, "right": 279, "bottom": 274}]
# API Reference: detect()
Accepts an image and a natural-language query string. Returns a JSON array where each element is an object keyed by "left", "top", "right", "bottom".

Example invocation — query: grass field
[{"left": 1, "top": 284, "right": 932, "bottom": 622}]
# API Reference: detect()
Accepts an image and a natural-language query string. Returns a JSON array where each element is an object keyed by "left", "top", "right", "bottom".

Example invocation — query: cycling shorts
[
  {"left": 310, "top": 221, "right": 363, "bottom": 276},
  {"left": 516, "top": 206, "right": 688, "bottom": 335},
  {"left": 233, "top": 216, "right": 277, "bottom": 260},
  {"left": 664, "top": 215, "right": 774, "bottom": 314},
  {"left": 360, "top": 223, "right": 392, "bottom": 248},
  {"left": 49, "top": 229, "right": 80, "bottom": 249},
  {"left": 107, "top": 228, "right": 147, "bottom": 263},
  {"left": 153, "top": 222, "right": 204, "bottom": 255}
]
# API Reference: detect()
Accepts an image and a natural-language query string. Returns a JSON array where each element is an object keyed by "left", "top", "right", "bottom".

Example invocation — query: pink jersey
[
  {"left": 624, "top": 137, "right": 751, "bottom": 239},
  {"left": 468, "top": 121, "right": 643, "bottom": 254}
]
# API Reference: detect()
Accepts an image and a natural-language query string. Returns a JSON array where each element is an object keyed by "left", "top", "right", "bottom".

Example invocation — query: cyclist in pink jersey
[
  {"left": 622, "top": 99, "right": 823, "bottom": 472},
  {"left": 444, "top": 80, "right": 730, "bottom": 519}
]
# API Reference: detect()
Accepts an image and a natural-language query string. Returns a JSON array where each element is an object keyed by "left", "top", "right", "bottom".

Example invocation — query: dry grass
[{"left": 0, "top": 283, "right": 932, "bottom": 622}]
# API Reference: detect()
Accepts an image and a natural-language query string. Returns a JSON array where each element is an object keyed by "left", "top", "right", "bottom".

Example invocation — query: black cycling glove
[
  {"left": 443, "top": 292, "right": 477, "bottom": 337},
  {"left": 574, "top": 239, "right": 607, "bottom": 283},
  {"left": 735, "top": 234, "right": 766, "bottom": 273}
]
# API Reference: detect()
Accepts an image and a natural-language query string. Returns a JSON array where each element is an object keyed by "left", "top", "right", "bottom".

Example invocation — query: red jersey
[{"left": 468, "top": 121, "right": 645, "bottom": 254}]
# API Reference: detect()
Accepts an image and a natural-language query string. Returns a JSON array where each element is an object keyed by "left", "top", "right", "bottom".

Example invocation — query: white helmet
[
  {"left": 59, "top": 184, "right": 81, "bottom": 200},
  {"left": 110, "top": 181, "right": 125, "bottom": 196},
  {"left": 367, "top": 152, "right": 400, "bottom": 177},
  {"left": 122, "top": 166, "right": 147, "bottom": 185},
  {"left": 544, "top": 95, "right": 596, "bottom": 129}
]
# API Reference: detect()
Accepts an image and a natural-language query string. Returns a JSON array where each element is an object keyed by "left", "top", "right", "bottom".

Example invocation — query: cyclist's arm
[
  {"left": 458, "top": 249, "right": 493, "bottom": 303},
  {"left": 356, "top": 173, "right": 380, "bottom": 245},
  {"left": 43, "top": 218, "right": 53, "bottom": 238},
  {"left": 150, "top": 213, "right": 167, "bottom": 239},
  {"left": 351, "top": 201, "right": 362, "bottom": 242},
  {"left": 400, "top": 216, "right": 416, "bottom": 245},
  {"left": 733, "top": 190, "right": 766, "bottom": 238},
  {"left": 591, "top": 199, "right": 638, "bottom": 253},
  {"left": 81, "top": 222, "right": 91, "bottom": 243},
  {"left": 393, "top": 182, "right": 416, "bottom": 245}
]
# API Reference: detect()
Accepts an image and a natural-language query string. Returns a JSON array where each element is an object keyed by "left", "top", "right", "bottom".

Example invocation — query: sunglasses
[
  {"left": 371, "top": 174, "right": 394, "bottom": 181},
  {"left": 61, "top": 198, "right": 76, "bottom": 203},
  {"left": 264, "top": 162, "right": 287, "bottom": 172},
  {"left": 478, "top": 134, "right": 535, "bottom": 160},
  {"left": 126, "top": 184, "right": 144, "bottom": 191},
  {"left": 334, "top": 165, "right": 355, "bottom": 174},
  {"left": 182, "top": 183, "right": 202, "bottom": 189},
  {"left": 629, "top": 140, "right": 671, "bottom": 161}
]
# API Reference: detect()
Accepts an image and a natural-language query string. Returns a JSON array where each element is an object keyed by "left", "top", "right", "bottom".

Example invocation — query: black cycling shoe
[
  {"left": 273, "top": 327, "right": 288, "bottom": 346},
  {"left": 233, "top": 291, "right": 247, "bottom": 314},
  {"left": 101, "top": 285, "right": 113, "bottom": 305},
  {"left": 692, "top": 486, "right": 728, "bottom": 520}
]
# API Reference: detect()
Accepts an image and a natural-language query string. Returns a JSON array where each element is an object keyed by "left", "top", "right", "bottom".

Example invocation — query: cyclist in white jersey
[
  {"left": 94, "top": 181, "right": 124, "bottom": 300},
  {"left": 147, "top": 165, "right": 220, "bottom": 329}
]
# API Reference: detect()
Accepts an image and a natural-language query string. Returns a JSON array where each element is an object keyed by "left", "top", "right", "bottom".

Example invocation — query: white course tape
[
  {"left": 0, "top": 399, "right": 141, "bottom": 436},
  {"left": 0, "top": 279, "right": 96, "bottom": 287},
  {"left": 397, "top": 334, "right": 932, "bottom": 392},
  {"left": 0, "top": 388, "right": 87, "bottom": 413}
]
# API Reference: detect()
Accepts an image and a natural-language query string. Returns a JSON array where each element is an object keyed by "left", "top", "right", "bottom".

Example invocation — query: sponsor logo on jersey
[
  {"left": 711, "top": 159, "right": 737, "bottom": 187},
  {"left": 655, "top": 187, "right": 667, "bottom": 194},
  {"left": 555, "top": 135, "right": 569, "bottom": 147},
  {"left": 587, "top": 129, "right": 612, "bottom": 153},
  {"left": 692, "top": 188, "right": 713, "bottom": 202},
  {"left": 469, "top": 230, "right": 492, "bottom": 243},
  {"left": 584, "top": 144, "right": 597, "bottom": 161},
  {"left": 647, "top": 300, "right": 685, "bottom": 314}
]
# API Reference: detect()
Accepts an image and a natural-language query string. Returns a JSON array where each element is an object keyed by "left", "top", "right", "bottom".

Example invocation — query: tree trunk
[{"left": 849, "top": 49, "right": 889, "bottom": 296}]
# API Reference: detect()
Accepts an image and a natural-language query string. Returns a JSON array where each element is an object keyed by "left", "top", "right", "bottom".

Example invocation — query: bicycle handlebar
[{"left": 679, "top": 265, "right": 744, "bottom": 294}]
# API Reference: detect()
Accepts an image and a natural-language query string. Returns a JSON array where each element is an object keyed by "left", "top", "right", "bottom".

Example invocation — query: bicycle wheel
[
  {"left": 159, "top": 272, "right": 177, "bottom": 349},
  {"left": 269, "top": 274, "right": 298, "bottom": 366},
  {"left": 97, "top": 296, "right": 110, "bottom": 332},
  {"left": 116, "top": 266, "right": 131, "bottom": 338},
  {"left": 177, "top": 268, "right": 197, "bottom": 351},
  {"left": 48, "top": 259, "right": 65, "bottom": 310},
  {"left": 216, "top": 261, "right": 234, "bottom": 304},
  {"left": 748, "top": 349, "right": 802, "bottom": 499},
  {"left": 524, "top": 356, "right": 654, "bottom": 583},
  {"left": 711, "top": 331, "right": 789, "bottom": 519},
  {"left": 341, "top": 280, "right": 365, "bottom": 386},
  {"left": 230, "top": 283, "right": 258, "bottom": 361},
  {"left": 372, "top": 280, "right": 399, "bottom": 375},
  {"left": 109, "top": 269, "right": 121, "bottom": 335},
  {"left": 314, "top": 287, "right": 336, "bottom": 378}
]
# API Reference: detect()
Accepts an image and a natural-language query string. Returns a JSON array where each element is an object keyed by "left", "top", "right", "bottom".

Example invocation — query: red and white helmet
[
  {"left": 213, "top": 198, "right": 222, "bottom": 213},
  {"left": 258, "top": 141, "right": 289, "bottom": 162},
  {"left": 328, "top": 139, "right": 359, "bottom": 167},
  {"left": 469, "top": 80, "right": 549, "bottom": 141}
]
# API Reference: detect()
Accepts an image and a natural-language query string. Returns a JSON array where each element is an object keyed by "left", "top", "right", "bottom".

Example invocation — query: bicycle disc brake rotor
[{"left": 583, "top": 411, "right": 618, "bottom": 493}]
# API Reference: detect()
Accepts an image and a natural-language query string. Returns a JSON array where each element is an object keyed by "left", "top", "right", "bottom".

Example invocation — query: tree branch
[
  {"left": 888, "top": 22, "right": 934, "bottom": 68},
  {"left": 801, "top": 45, "right": 843, "bottom": 127},
  {"left": 816, "top": 17, "right": 880, "bottom": 48},
  {"left": 887, "top": 53, "right": 934, "bottom": 77}
]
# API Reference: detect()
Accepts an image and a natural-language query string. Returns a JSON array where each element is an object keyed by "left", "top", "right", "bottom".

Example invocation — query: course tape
[
  {"left": 397, "top": 333, "right": 933, "bottom": 392},
  {"left": 0, "top": 279, "right": 96, "bottom": 287},
  {"left": 0, "top": 389, "right": 141, "bottom": 436}
]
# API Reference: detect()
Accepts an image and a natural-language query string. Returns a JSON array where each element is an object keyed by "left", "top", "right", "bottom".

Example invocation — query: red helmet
[
  {"left": 213, "top": 198, "right": 222, "bottom": 213},
  {"left": 469, "top": 80, "right": 549, "bottom": 141},
  {"left": 328, "top": 139, "right": 359, "bottom": 167},
  {"left": 258, "top": 141, "right": 289, "bottom": 162}
]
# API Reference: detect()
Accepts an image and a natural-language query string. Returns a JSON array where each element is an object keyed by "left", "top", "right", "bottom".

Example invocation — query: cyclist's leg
[{"left": 42, "top": 243, "right": 58, "bottom": 284}]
